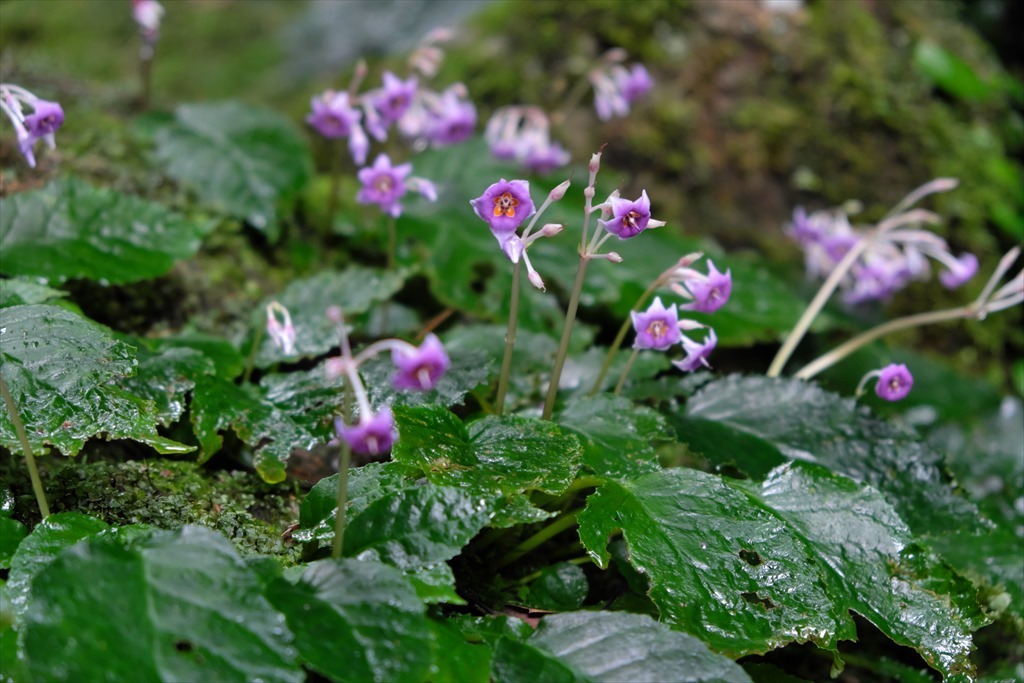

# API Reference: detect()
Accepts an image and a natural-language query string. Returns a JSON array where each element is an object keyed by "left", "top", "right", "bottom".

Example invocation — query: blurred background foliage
[{"left": 0, "top": 0, "right": 1021, "bottom": 394}]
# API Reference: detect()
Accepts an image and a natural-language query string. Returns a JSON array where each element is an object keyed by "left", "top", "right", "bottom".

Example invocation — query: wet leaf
[
  {"left": 153, "top": 101, "right": 312, "bottom": 237},
  {"left": 0, "top": 177, "right": 212, "bottom": 284},
  {"left": 429, "top": 617, "right": 494, "bottom": 683},
  {"left": 0, "top": 279, "right": 65, "bottom": 308},
  {"left": 120, "top": 344, "right": 215, "bottom": 426},
  {"left": 577, "top": 463, "right": 986, "bottom": 678},
  {"left": 518, "top": 562, "right": 589, "bottom": 612},
  {"left": 491, "top": 611, "right": 752, "bottom": 682},
  {"left": 556, "top": 395, "right": 666, "bottom": 480},
  {"left": 0, "top": 516, "right": 26, "bottom": 569},
  {"left": 0, "top": 305, "right": 192, "bottom": 456},
  {"left": 670, "top": 375, "right": 978, "bottom": 536},
  {"left": 392, "top": 404, "right": 583, "bottom": 496},
  {"left": 21, "top": 526, "right": 302, "bottom": 682},
  {"left": 266, "top": 558, "right": 432, "bottom": 683}
]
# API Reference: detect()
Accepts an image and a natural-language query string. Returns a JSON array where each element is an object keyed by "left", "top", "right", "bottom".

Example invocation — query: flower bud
[
  {"left": 325, "top": 306, "right": 344, "bottom": 324},
  {"left": 584, "top": 186, "right": 595, "bottom": 200},
  {"left": 548, "top": 179, "right": 571, "bottom": 202},
  {"left": 541, "top": 223, "right": 564, "bottom": 237},
  {"left": 588, "top": 151, "right": 602, "bottom": 174},
  {"left": 528, "top": 270, "right": 546, "bottom": 291},
  {"left": 607, "top": 252, "right": 623, "bottom": 263}
]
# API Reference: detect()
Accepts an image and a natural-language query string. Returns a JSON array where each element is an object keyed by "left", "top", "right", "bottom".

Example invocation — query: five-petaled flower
[
  {"left": 391, "top": 334, "right": 451, "bottom": 391},
  {"left": 357, "top": 154, "right": 412, "bottom": 218},
  {"left": 335, "top": 408, "right": 398, "bottom": 456},
  {"left": 874, "top": 363, "right": 913, "bottom": 401},
  {"left": 470, "top": 179, "right": 536, "bottom": 235},
  {"left": 631, "top": 297, "right": 682, "bottom": 350},
  {"left": 599, "top": 190, "right": 658, "bottom": 239},
  {"left": 673, "top": 330, "right": 718, "bottom": 372},
  {"left": 675, "top": 260, "right": 733, "bottom": 314}
]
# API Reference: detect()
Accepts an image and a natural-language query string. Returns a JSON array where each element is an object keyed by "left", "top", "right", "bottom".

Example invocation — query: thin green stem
[
  {"left": 494, "top": 510, "right": 581, "bottom": 571},
  {"left": 542, "top": 257, "right": 589, "bottom": 420},
  {"left": 332, "top": 384, "right": 354, "bottom": 559},
  {"left": 613, "top": 348, "right": 639, "bottom": 396},
  {"left": 495, "top": 260, "right": 523, "bottom": 415},
  {"left": 242, "top": 318, "right": 265, "bottom": 384},
  {"left": 139, "top": 54, "right": 153, "bottom": 111},
  {"left": 326, "top": 139, "right": 341, "bottom": 233},
  {"left": 386, "top": 216, "right": 397, "bottom": 271},
  {"left": 589, "top": 280, "right": 659, "bottom": 395},
  {"left": 0, "top": 373, "right": 49, "bottom": 519},
  {"left": 766, "top": 208, "right": 938, "bottom": 377},
  {"left": 794, "top": 305, "right": 978, "bottom": 381}
]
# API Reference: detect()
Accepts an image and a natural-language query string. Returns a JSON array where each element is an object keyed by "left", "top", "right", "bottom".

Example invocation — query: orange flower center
[
  {"left": 647, "top": 320, "right": 667, "bottom": 338},
  {"left": 493, "top": 192, "right": 519, "bottom": 218}
]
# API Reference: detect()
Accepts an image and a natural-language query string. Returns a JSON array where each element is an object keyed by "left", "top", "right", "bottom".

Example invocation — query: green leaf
[
  {"left": 266, "top": 558, "right": 432, "bottom": 683},
  {"left": 392, "top": 404, "right": 583, "bottom": 496},
  {"left": 120, "top": 344, "right": 215, "bottom": 426},
  {"left": 362, "top": 345, "right": 492, "bottom": 410},
  {"left": 0, "top": 177, "right": 212, "bottom": 284},
  {"left": 430, "top": 617, "right": 494, "bottom": 683},
  {"left": 407, "top": 561, "right": 466, "bottom": 605},
  {"left": 0, "top": 305, "right": 192, "bottom": 456},
  {"left": 153, "top": 101, "right": 312, "bottom": 236},
  {"left": 21, "top": 525, "right": 302, "bottom": 682},
  {"left": 153, "top": 332, "right": 246, "bottom": 380},
  {"left": 248, "top": 267, "right": 407, "bottom": 368},
  {"left": 0, "top": 517, "right": 26, "bottom": 569},
  {"left": 671, "top": 376, "right": 978, "bottom": 536},
  {"left": 491, "top": 611, "right": 752, "bottom": 683},
  {"left": 557, "top": 395, "right": 666, "bottom": 480},
  {"left": 914, "top": 41, "right": 993, "bottom": 102},
  {"left": 0, "top": 279, "right": 65, "bottom": 308},
  {"left": 518, "top": 562, "right": 589, "bottom": 612},
  {"left": 577, "top": 464, "right": 986, "bottom": 678},
  {"left": 6, "top": 512, "right": 110, "bottom": 619}
]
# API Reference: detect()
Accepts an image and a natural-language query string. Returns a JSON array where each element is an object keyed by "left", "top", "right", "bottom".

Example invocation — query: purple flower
[
  {"left": 426, "top": 88, "right": 476, "bottom": 146},
  {"left": 307, "top": 91, "right": 361, "bottom": 139},
  {"left": 599, "top": 190, "right": 652, "bottom": 239},
  {"left": 335, "top": 407, "right": 398, "bottom": 456},
  {"left": 391, "top": 334, "right": 450, "bottom": 391},
  {"left": 679, "top": 261, "right": 732, "bottom": 314},
  {"left": 616, "top": 64, "right": 653, "bottom": 103},
  {"left": 132, "top": 0, "right": 164, "bottom": 43},
  {"left": 265, "top": 301, "right": 296, "bottom": 356},
  {"left": 673, "top": 329, "right": 717, "bottom": 372},
  {"left": 631, "top": 297, "right": 682, "bottom": 350},
  {"left": 939, "top": 252, "right": 979, "bottom": 289},
  {"left": 374, "top": 72, "right": 418, "bottom": 125},
  {"left": 874, "top": 363, "right": 913, "bottom": 401},
  {"left": 470, "top": 179, "right": 535, "bottom": 235},
  {"left": 357, "top": 154, "right": 413, "bottom": 218},
  {"left": 23, "top": 100, "right": 63, "bottom": 138}
]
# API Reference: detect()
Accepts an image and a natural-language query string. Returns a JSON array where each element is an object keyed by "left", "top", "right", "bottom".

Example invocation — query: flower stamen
[{"left": 493, "top": 192, "right": 520, "bottom": 218}]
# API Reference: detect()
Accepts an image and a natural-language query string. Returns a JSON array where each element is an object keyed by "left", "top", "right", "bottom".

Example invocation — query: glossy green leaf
[
  {"left": 0, "top": 305, "right": 192, "bottom": 456},
  {"left": 518, "top": 562, "right": 589, "bottom": 612},
  {"left": 0, "top": 517, "right": 26, "bottom": 569},
  {"left": 21, "top": 525, "right": 301, "bottom": 682},
  {"left": 153, "top": 101, "right": 312, "bottom": 236},
  {"left": 247, "top": 267, "right": 407, "bottom": 367},
  {"left": 670, "top": 375, "right": 978, "bottom": 536},
  {"left": 0, "top": 279, "right": 65, "bottom": 308},
  {"left": 266, "top": 558, "right": 432, "bottom": 683},
  {"left": 491, "top": 611, "right": 752, "bottom": 683},
  {"left": 577, "top": 464, "right": 986, "bottom": 678},
  {"left": 6, "top": 512, "right": 110, "bottom": 619},
  {"left": 0, "top": 177, "right": 212, "bottom": 284},
  {"left": 430, "top": 617, "right": 494, "bottom": 683},
  {"left": 556, "top": 395, "right": 666, "bottom": 480},
  {"left": 120, "top": 345, "right": 215, "bottom": 426},
  {"left": 190, "top": 371, "right": 335, "bottom": 483},
  {"left": 153, "top": 332, "right": 246, "bottom": 380},
  {"left": 392, "top": 404, "right": 583, "bottom": 496}
]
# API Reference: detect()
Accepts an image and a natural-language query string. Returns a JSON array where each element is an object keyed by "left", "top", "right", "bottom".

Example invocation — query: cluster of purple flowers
[
  {"left": 322, "top": 313, "right": 451, "bottom": 456},
  {"left": 485, "top": 106, "right": 570, "bottom": 174},
  {"left": 787, "top": 203, "right": 978, "bottom": 305},
  {"left": 1, "top": 84, "right": 65, "bottom": 168},
  {"left": 131, "top": 0, "right": 164, "bottom": 51},
  {"left": 631, "top": 254, "right": 732, "bottom": 373},
  {"left": 588, "top": 50, "right": 654, "bottom": 121}
]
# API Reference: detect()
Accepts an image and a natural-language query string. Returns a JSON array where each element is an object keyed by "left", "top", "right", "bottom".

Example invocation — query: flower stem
[
  {"left": 589, "top": 280, "right": 660, "bottom": 395},
  {"left": 613, "top": 348, "right": 639, "bottom": 396},
  {"left": 332, "top": 384, "right": 354, "bottom": 560},
  {"left": 766, "top": 208, "right": 938, "bottom": 377},
  {"left": 0, "top": 373, "right": 49, "bottom": 519},
  {"left": 326, "top": 139, "right": 341, "bottom": 233},
  {"left": 495, "top": 259, "right": 523, "bottom": 415},
  {"left": 386, "top": 216, "right": 397, "bottom": 271},
  {"left": 542, "top": 256, "right": 590, "bottom": 420},
  {"left": 794, "top": 305, "right": 980, "bottom": 381},
  {"left": 139, "top": 53, "right": 153, "bottom": 111},
  {"left": 494, "top": 510, "right": 580, "bottom": 571},
  {"left": 241, "top": 317, "right": 265, "bottom": 384}
]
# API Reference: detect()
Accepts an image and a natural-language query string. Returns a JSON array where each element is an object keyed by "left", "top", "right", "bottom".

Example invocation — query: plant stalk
[
  {"left": 495, "top": 260, "right": 523, "bottom": 415},
  {"left": 0, "top": 373, "right": 49, "bottom": 519},
  {"left": 242, "top": 317, "right": 265, "bottom": 384},
  {"left": 494, "top": 510, "right": 580, "bottom": 570},
  {"left": 332, "top": 384, "right": 354, "bottom": 559},
  {"left": 590, "top": 279, "right": 660, "bottom": 395},
  {"left": 613, "top": 348, "right": 639, "bottom": 396},
  {"left": 542, "top": 256, "right": 589, "bottom": 420}
]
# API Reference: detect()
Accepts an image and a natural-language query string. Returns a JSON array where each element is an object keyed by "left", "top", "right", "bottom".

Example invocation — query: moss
[{"left": 3, "top": 457, "right": 300, "bottom": 561}]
